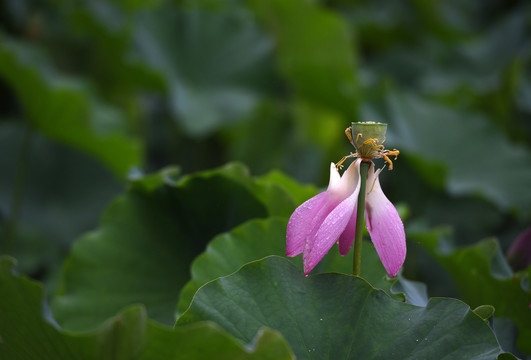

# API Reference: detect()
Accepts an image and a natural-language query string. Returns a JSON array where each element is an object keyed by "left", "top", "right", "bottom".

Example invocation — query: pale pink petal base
[{"left": 365, "top": 166, "right": 406, "bottom": 277}]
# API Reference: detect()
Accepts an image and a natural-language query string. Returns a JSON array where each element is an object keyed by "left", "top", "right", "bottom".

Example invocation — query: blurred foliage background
[{"left": 0, "top": 0, "right": 530, "bottom": 305}]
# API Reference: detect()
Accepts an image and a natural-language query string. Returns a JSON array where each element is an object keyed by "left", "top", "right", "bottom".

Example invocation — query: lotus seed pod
[{"left": 350, "top": 122, "right": 388, "bottom": 160}]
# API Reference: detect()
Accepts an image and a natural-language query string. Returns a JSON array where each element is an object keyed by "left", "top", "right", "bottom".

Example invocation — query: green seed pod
[{"left": 350, "top": 122, "right": 388, "bottom": 160}]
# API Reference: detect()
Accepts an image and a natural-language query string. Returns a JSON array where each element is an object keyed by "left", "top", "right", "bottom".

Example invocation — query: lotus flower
[{"left": 286, "top": 159, "right": 406, "bottom": 277}]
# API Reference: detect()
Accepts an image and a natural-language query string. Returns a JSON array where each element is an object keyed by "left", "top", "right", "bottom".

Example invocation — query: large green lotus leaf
[
  {"left": 134, "top": 4, "right": 274, "bottom": 136},
  {"left": 45, "top": 1, "right": 275, "bottom": 136},
  {"left": 0, "top": 122, "right": 124, "bottom": 285},
  {"left": 177, "top": 211, "right": 430, "bottom": 316},
  {"left": 178, "top": 256, "right": 505, "bottom": 360},
  {"left": 249, "top": 0, "right": 359, "bottom": 120},
  {"left": 142, "top": 320, "right": 294, "bottom": 360},
  {"left": 0, "top": 256, "right": 294, "bottom": 359},
  {"left": 255, "top": 168, "right": 318, "bottom": 206},
  {"left": 177, "top": 217, "right": 424, "bottom": 316},
  {"left": 62, "top": 1, "right": 165, "bottom": 95},
  {"left": 254, "top": 170, "right": 318, "bottom": 217},
  {"left": 51, "top": 162, "right": 307, "bottom": 330},
  {"left": 412, "top": 228, "right": 531, "bottom": 353},
  {"left": 0, "top": 256, "right": 97, "bottom": 359},
  {"left": 174, "top": 162, "right": 302, "bottom": 218},
  {"left": 176, "top": 218, "right": 292, "bottom": 316},
  {"left": 51, "top": 163, "right": 271, "bottom": 331},
  {"left": 385, "top": 92, "right": 531, "bottom": 218},
  {"left": 0, "top": 33, "right": 142, "bottom": 177},
  {"left": 188, "top": 162, "right": 319, "bottom": 218}
]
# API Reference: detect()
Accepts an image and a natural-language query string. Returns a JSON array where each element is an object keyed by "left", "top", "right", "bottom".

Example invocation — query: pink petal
[
  {"left": 337, "top": 201, "right": 358, "bottom": 256},
  {"left": 287, "top": 162, "right": 358, "bottom": 258},
  {"left": 286, "top": 191, "right": 328, "bottom": 257},
  {"left": 336, "top": 159, "right": 362, "bottom": 255},
  {"left": 303, "top": 189, "right": 358, "bottom": 275},
  {"left": 365, "top": 165, "right": 406, "bottom": 278},
  {"left": 333, "top": 159, "right": 360, "bottom": 196},
  {"left": 327, "top": 162, "right": 341, "bottom": 190}
]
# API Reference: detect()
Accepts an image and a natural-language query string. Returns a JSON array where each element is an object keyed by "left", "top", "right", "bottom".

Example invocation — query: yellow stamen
[
  {"left": 342, "top": 126, "right": 400, "bottom": 171},
  {"left": 362, "top": 138, "right": 379, "bottom": 146},
  {"left": 369, "top": 177, "right": 378, "bottom": 193},
  {"left": 345, "top": 127, "right": 353, "bottom": 143},
  {"left": 381, "top": 153, "right": 394, "bottom": 170},
  {"left": 387, "top": 149, "right": 400, "bottom": 158},
  {"left": 336, "top": 153, "right": 357, "bottom": 169}
]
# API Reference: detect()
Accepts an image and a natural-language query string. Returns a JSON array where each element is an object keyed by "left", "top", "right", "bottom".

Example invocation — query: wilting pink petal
[
  {"left": 286, "top": 161, "right": 359, "bottom": 272},
  {"left": 286, "top": 163, "right": 348, "bottom": 256},
  {"left": 365, "top": 164, "right": 406, "bottom": 277},
  {"left": 331, "top": 159, "right": 359, "bottom": 197},
  {"left": 303, "top": 188, "right": 359, "bottom": 275},
  {"left": 287, "top": 163, "right": 349, "bottom": 257},
  {"left": 337, "top": 201, "right": 358, "bottom": 256},
  {"left": 301, "top": 160, "right": 360, "bottom": 274},
  {"left": 286, "top": 163, "right": 348, "bottom": 257},
  {"left": 286, "top": 191, "right": 328, "bottom": 256}
]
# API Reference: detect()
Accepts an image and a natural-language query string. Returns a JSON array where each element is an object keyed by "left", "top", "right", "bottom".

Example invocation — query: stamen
[
  {"left": 387, "top": 149, "right": 400, "bottom": 159},
  {"left": 344, "top": 127, "right": 355, "bottom": 147},
  {"left": 381, "top": 154, "right": 394, "bottom": 170},
  {"left": 340, "top": 124, "right": 400, "bottom": 173},
  {"left": 369, "top": 165, "right": 385, "bottom": 193},
  {"left": 336, "top": 153, "right": 357, "bottom": 169},
  {"left": 369, "top": 177, "right": 377, "bottom": 193},
  {"left": 362, "top": 138, "right": 378, "bottom": 146}
]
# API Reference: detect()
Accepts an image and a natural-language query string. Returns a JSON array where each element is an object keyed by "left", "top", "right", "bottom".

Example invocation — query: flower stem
[{"left": 353, "top": 161, "right": 370, "bottom": 276}]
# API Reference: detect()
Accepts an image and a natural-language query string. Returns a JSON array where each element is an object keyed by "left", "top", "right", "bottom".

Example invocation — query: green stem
[{"left": 353, "top": 161, "right": 370, "bottom": 276}]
